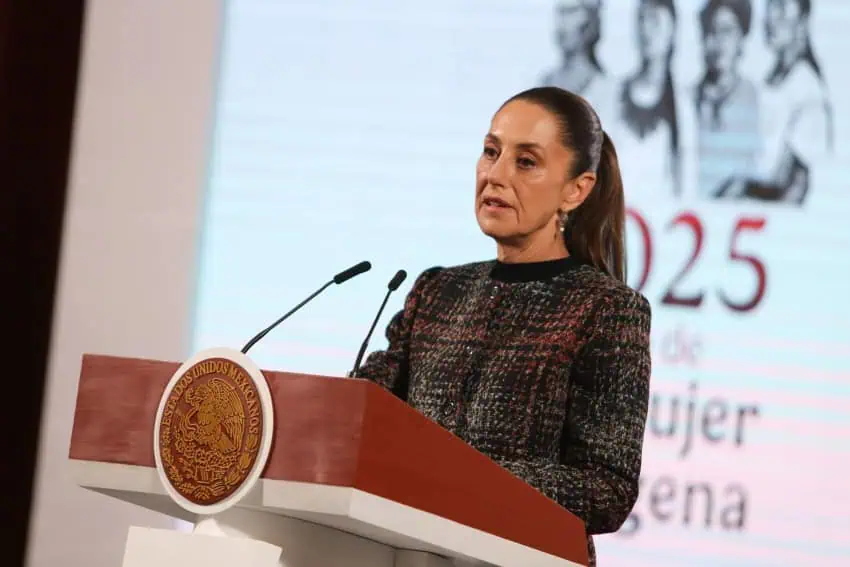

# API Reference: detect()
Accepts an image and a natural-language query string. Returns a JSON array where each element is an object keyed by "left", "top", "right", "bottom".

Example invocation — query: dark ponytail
[{"left": 564, "top": 132, "right": 626, "bottom": 283}]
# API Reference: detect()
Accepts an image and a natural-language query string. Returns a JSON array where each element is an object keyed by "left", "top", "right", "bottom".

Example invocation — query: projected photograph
[
  {"left": 698, "top": 0, "right": 833, "bottom": 205},
  {"left": 693, "top": 0, "right": 761, "bottom": 199},
  {"left": 616, "top": 0, "right": 683, "bottom": 198},
  {"left": 539, "top": 0, "right": 619, "bottom": 125},
  {"left": 731, "top": 0, "right": 833, "bottom": 204}
]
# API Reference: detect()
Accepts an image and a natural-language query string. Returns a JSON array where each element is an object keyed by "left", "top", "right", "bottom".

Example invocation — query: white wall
[{"left": 26, "top": 2, "right": 222, "bottom": 566}]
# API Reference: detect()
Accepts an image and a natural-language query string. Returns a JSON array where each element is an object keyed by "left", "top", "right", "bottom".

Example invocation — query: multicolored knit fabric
[{"left": 356, "top": 256, "right": 652, "bottom": 566}]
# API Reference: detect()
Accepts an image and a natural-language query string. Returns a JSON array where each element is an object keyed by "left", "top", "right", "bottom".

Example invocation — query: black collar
[{"left": 489, "top": 256, "right": 579, "bottom": 283}]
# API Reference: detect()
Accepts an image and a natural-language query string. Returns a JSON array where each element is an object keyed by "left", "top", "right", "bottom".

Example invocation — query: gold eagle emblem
[{"left": 157, "top": 359, "right": 263, "bottom": 505}]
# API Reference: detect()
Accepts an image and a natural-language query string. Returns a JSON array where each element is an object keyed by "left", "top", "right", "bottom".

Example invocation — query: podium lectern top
[{"left": 69, "top": 353, "right": 589, "bottom": 567}]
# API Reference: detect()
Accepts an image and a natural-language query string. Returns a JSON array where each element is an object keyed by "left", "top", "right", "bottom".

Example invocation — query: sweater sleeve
[
  {"left": 353, "top": 267, "right": 442, "bottom": 399},
  {"left": 497, "top": 288, "right": 652, "bottom": 535}
]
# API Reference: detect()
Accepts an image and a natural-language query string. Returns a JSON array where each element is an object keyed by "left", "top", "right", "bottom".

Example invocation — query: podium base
[
  {"left": 122, "top": 525, "right": 282, "bottom": 567},
  {"left": 121, "top": 507, "right": 455, "bottom": 567}
]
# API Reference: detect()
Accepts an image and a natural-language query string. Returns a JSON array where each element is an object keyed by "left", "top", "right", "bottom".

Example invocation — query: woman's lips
[{"left": 481, "top": 196, "right": 511, "bottom": 210}]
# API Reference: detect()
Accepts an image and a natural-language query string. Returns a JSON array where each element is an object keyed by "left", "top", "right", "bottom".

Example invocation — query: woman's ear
[{"left": 561, "top": 172, "right": 597, "bottom": 212}]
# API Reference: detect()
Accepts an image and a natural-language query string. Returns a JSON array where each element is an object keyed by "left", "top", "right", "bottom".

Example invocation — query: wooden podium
[{"left": 68, "top": 353, "right": 589, "bottom": 567}]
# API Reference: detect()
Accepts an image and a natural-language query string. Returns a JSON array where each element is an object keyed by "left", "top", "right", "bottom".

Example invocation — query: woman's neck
[
  {"left": 641, "top": 56, "right": 668, "bottom": 87},
  {"left": 778, "top": 40, "right": 806, "bottom": 72},
  {"left": 558, "top": 53, "right": 597, "bottom": 93},
  {"left": 496, "top": 232, "right": 569, "bottom": 264},
  {"left": 631, "top": 59, "right": 667, "bottom": 108},
  {"left": 703, "top": 70, "right": 740, "bottom": 101}
]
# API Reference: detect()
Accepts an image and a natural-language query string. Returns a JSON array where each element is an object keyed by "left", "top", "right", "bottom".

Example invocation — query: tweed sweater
[{"left": 356, "top": 257, "right": 652, "bottom": 566}]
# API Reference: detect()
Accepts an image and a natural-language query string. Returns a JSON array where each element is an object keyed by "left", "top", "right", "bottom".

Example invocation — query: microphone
[
  {"left": 349, "top": 269, "right": 407, "bottom": 378},
  {"left": 240, "top": 260, "right": 372, "bottom": 354}
]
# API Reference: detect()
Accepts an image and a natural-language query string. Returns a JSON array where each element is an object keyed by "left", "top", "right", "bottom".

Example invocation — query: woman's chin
[{"left": 477, "top": 219, "right": 515, "bottom": 241}]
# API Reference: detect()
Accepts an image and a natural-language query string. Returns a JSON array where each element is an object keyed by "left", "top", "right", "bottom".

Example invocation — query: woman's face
[
  {"left": 765, "top": 0, "right": 804, "bottom": 52},
  {"left": 702, "top": 6, "right": 745, "bottom": 74},
  {"left": 638, "top": 3, "right": 675, "bottom": 60},
  {"left": 475, "top": 100, "right": 589, "bottom": 246},
  {"left": 555, "top": 1, "right": 596, "bottom": 56}
]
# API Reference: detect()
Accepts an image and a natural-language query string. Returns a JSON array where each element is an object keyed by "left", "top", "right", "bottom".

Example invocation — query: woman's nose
[{"left": 487, "top": 155, "right": 510, "bottom": 187}]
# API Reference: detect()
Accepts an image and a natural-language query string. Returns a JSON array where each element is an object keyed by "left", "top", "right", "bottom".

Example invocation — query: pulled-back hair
[
  {"left": 700, "top": 0, "right": 752, "bottom": 36},
  {"left": 502, "top": 86, "right": 626, "bottom": 283}
]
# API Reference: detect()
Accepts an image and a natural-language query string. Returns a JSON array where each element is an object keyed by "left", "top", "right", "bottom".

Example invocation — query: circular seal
[{"left": 153, "top": 347, "right": 274, "bottom": 515}]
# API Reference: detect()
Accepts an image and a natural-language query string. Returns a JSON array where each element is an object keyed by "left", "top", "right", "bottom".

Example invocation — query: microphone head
[
  {"left": 388, "top": 269, "right": 407, "bottom": 291},
  {"left": 334, "top": 261, "right": 372, "bottom": 284}
]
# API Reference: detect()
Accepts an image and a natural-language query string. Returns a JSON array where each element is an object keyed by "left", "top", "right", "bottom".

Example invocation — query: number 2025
[{"left": 626, "top": 209, "right": 767, "bottom": 313}]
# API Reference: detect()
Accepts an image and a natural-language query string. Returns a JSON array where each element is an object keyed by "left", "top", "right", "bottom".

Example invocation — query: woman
[
  {"left": 616, "top": 0, "right": 681, "bottom": 197},
  {"left": 355, "top": 87, "right": 652, "bottom": 566},
  {"left": 540, "top": 0, "right": 618, "bottom": 127},
  {"left": 692, "top": 0, "right": 761, "bottom": 200},
  {"left": 723, "top": 0, "right": 832, "bottom": 204}
]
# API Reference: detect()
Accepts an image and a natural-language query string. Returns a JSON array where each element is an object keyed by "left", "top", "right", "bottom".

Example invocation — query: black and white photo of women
[
  {"left": 721, "top": 0, "right": 833, "bottom": 204},
  {"left": 539, "top": 0, "right": 618, "bottom": 124},
  {"left": 616, "top": 0, "right": 682, "bottom": 196},
  {"left": 693, "top": 0, "right": 762, "bottom": 199}
]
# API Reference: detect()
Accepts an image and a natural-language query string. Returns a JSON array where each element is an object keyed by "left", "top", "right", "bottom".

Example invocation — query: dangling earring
[{"left": 558, "top": 210, "right": 568, "bottom": 233}]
